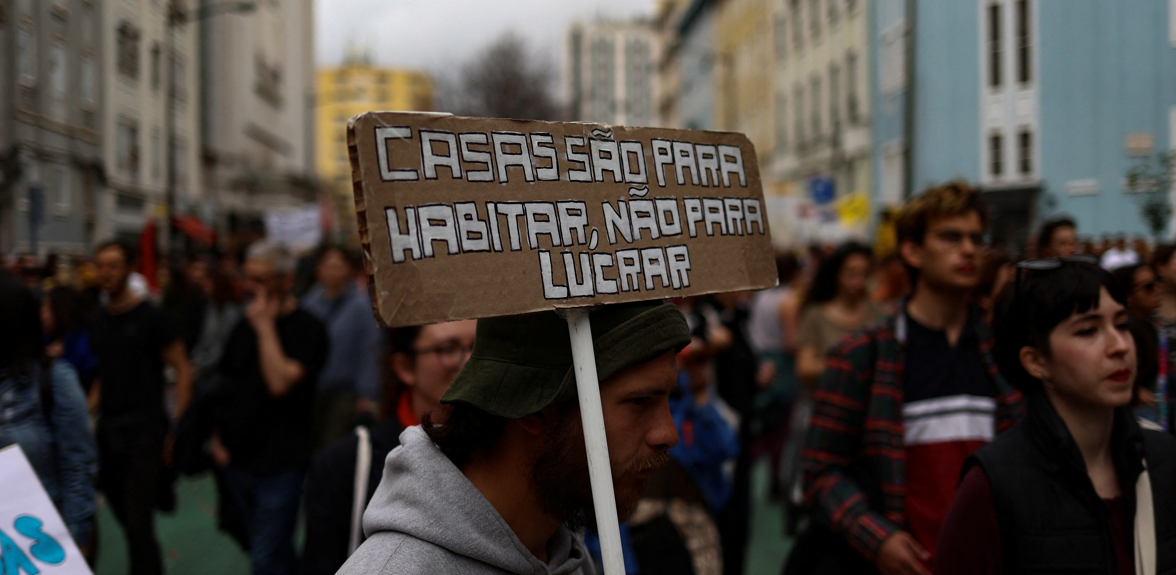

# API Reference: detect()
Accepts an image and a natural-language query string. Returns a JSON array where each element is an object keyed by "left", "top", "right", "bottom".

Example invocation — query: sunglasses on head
[
  {"left": 1013, "top": 255, "right": 1101, "bottom": 311},
  {"left": 1015, "top": 255, "right": 1100, "bottom": 271}
]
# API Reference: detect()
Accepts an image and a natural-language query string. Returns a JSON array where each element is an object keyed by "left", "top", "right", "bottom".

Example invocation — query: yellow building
[
  {"left": 715, "top": 0, "right": 778, "bottom": 158},
  {"left": 316, "top": 57, "right": 432, "bottom": 245}
]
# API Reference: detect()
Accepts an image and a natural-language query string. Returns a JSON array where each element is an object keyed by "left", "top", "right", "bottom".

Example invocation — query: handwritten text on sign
[{"left": 350, "top": 113, "right": 776, "bottom": 327}]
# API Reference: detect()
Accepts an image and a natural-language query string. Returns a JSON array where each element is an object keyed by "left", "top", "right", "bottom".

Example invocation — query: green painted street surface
[
  {"left": 745, "top": 458, "right": 795, "bottom": 575},
  {"left": 95, "top": 475, "right": 250, "bottom": 575},
  {"left": 95, "top": 461, "right": 794, "bottom": 575}
]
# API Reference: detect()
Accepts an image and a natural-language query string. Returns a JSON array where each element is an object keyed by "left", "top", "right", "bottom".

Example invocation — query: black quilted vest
[{"left": 966, "top": 393, "right": 1176, "bottom": 575}]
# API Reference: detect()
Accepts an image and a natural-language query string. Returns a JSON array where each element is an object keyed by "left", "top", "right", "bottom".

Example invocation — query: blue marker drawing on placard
[
  {"left": 15, "top": 516, "right": 64, "bottom": 565},
  {"left": 0, "top": 527, "right": 40, "bottom": 575}
]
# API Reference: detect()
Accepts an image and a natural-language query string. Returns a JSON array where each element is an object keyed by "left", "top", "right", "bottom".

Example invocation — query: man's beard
[
  {"left": 104, "top": 276, "right": 129, "bottom": 301},
  {"left": 530, "top": 414, "right": 671, "bottom": 532}
]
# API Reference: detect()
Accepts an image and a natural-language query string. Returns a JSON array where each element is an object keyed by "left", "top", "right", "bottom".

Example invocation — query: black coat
[
  {"left": 300, "top": 417, "right": 405, "bottom": 575},
  {"left": 968, "top": 392, "right": 1176, "bottom": 574}
]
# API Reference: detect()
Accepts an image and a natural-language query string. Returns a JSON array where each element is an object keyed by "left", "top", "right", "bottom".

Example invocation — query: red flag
[{"left": 139, "top": 220, "right": 157, "bottom": 290}]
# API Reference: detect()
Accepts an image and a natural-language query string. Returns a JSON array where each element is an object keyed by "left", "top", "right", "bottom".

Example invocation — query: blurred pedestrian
[
  {"left": 302, "top": 246, "right": 383, "bottom": 449},
  {"left": 1037, "top": 216, "right": 1078, "bottom": 258},
  {"left": 189, "top": 263, "right": 242, "bottom": 391},
  {"left": 871, "top": 253, "right": 911, "bottom": 314},
  {"left": 697, "top": 291, "right": 762, "bottom": 575},
  {"left": 747, "top": 252, "right": 802, "bottom": 498},
  {"left": 748, "top": 252, "right": 802, "bottom": 414},
  {"left": 1155, "top": 245, "right": 1176, "bottom": 433},
  {"left": 668, "top": 335, "right": 741, "bottom": 534},
  {"left": 793, "top": 242, "right": 882, "bottom": 386},
  {"left": 90, "top": 240, "right": 192, "bottom": 575},
  {"left": 1111, "top": 264, "right": 1163, "bottom": 413},
  {"left": 301, "top": 319, "right": 476, "bottom": 575},
  {"left": 783, "top": 242, "right": 883, "bottom": 534},
  {"left": 160, "top": 258, "right": 210, "bottom": 355},
  {"left": 41, "top": 285, "right": 99, "bottom": 392},
  {"left": 0, "top": 271, "right": 97, "bottom": 555},
  {"left": 788, "top": 183, "right": 1025, "bottom": 575},
  {"left": 937, "top": 259, "right": 1176, "bottom": 574},
  {"left": 974, "top": 249, "right": 1014, "bottom": 322},
  {"left": 1134, "top": 236, "right": 1153, "bottom": 266},
  {"left": 337, "top": 302, "right": 689, "bottom": 575},
  {"left": 1102, "top": 234, "right": 1140, "bottom": 270},
  {"left": 210, "top": 241, "right": 329, "bottom": 575},
  {"left": 607, "top": 334, "right": 740, "bottom": 575},
  {"left": 17, "top": 253, "right": 44, "bottom": 295}
]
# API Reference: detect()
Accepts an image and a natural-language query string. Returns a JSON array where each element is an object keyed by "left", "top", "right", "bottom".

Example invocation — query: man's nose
[{"left": 650, "top": 402, "right": 679, "bottom": 449}]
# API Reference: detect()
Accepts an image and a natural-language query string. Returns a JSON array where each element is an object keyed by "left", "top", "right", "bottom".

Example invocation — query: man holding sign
[
  {"left": 342, "top": 112, "right": 776, "bottom": 574},
  {"left": 338, "top": 301, "right": 689, "bottom": 574}
]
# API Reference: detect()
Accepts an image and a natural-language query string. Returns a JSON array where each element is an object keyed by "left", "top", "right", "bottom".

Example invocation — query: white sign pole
[{"left": 564, "top": 308, "right": 625, "bottom": 575}]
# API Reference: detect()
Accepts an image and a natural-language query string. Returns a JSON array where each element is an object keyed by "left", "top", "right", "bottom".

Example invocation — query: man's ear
[
  {"left": 516, "top": 412, "right": 548, "bottom": 437},
  {"left": 1019, "top": 345, "right": 1050, "bottom": 382},
  {"left": 899, "top": 237, "right": 923, "bottom": 272},
  {"left": 391, "top": 352, "right": 417, "bottom": 387},
  {"left": 515, "top": 405, "right": 565, "bottom": 437}
]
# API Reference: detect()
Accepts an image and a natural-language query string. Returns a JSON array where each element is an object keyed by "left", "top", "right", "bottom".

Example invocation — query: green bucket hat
[{"left": 440, "top": 301, "right": 691, "bottom": 419}]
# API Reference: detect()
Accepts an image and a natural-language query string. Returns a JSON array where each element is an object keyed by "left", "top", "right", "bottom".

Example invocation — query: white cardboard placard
[{"left": 0, "top": 444, "right": 92, "bottom": 575}]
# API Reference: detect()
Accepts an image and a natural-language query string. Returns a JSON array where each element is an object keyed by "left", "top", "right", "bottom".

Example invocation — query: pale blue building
[{"left": 872, "top": 0, "right": 1176, "bottom": 250}]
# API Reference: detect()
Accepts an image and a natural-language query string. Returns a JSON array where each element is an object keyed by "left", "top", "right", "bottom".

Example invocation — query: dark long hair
[
  {"left": 0, "top": 271, "right": 45, "bottom": 376},
  {"left": 992, "top": 261, "right": 1126, "bottom": 394},
  {"left": 803, "top": 242, "right": 874, "bottom": 308},
  {"left": 44, "top": 286, "right": 91, "bottom": 340},
  {"left": 422, "top": 403, "right": 509, "bottom": 470}
]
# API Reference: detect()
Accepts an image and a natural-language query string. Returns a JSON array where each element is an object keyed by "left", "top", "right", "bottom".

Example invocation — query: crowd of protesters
[{"left": 2, "top": 179, "right": 1175, "bottom": 575}]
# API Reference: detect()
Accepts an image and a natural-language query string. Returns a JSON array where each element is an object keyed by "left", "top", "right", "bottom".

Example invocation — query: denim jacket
[{"left": 0, "top": 361, "right": 98, "bottom": 546}]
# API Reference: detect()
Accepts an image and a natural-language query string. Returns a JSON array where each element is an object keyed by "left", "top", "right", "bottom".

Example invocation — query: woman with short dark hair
[{"left": 936, "top": 258, "right": 1176, "bottom": 574}]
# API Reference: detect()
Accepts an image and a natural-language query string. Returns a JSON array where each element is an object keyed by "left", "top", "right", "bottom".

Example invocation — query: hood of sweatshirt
[{"left": 361, "top": 426, "right": 590, "bottom": 575}]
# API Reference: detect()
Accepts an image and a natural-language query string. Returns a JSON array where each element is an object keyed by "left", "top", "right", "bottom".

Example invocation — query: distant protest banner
[
  {"left": 0, "top": 445, "right": 92, "bottom": 575},
  {"left": 348, "top": 112, "right": 777, "bottom": 328}
]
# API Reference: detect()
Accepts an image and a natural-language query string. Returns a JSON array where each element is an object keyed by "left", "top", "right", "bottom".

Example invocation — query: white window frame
[
  {"left": 987, "top": 2, "right": 1003, "bottom": 90},
  {"left": 989, "top": 132, "right": 1004, "bottom": 178},
  {"left": 776, "top": 93, "right": 788, "bottom": 152},
  {"left": 17, "top": 22, "right": 36, "bottom": 86},
  {"left": 1015, "top": 0, "right": 1032, "bottom": 85},
  {"left": 48, "top": 40, "right": 67, "bottom": 104},
  {"left": 1017, "top": 128, "right": 1033, "bottom": 176},
  {"left": 51, "top": 165, "right": 71, "bottom": 216},
  {"left": 810, "top": 76, "right": 821, "bottom": 139},
  {"left": 829, "top": 63, "right": 841, "bottom": 131},
  {"left": 847, "top": 50, "right": 859, "bottom": 123},
  {"left": 80, "top": 54, "right": 97, "bottom": 110}
]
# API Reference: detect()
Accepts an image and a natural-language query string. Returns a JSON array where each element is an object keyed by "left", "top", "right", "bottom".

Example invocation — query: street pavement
[{"left": 95, "top": 476, "right": 250, "bottom": 574}]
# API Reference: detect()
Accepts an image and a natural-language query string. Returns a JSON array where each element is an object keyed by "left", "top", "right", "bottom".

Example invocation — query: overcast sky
[{"left": 315, "top": 0, "right": 656, "bottom": 76}]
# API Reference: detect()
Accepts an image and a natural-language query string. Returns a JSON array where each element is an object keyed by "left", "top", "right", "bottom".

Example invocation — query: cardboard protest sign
[
  {"left": 0, "top": 444, "right": 92, "bottom": 575},
  {"left": 349, "top": 112, "right": 777, "bottom": 327}
]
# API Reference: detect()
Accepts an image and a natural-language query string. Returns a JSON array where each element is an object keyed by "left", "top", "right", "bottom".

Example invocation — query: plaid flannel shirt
[{"left": 801, "top": 308, "right": 1025, "bottom": 561}]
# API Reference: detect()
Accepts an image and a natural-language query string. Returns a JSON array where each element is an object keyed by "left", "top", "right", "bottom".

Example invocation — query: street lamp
[{"left": 164, "top": 0, "right": 255, "bottom": 263}]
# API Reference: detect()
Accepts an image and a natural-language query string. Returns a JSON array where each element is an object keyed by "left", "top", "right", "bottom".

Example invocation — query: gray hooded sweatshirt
[{"left": 336, "top": 426, "right": 595, "bottom": 575}]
